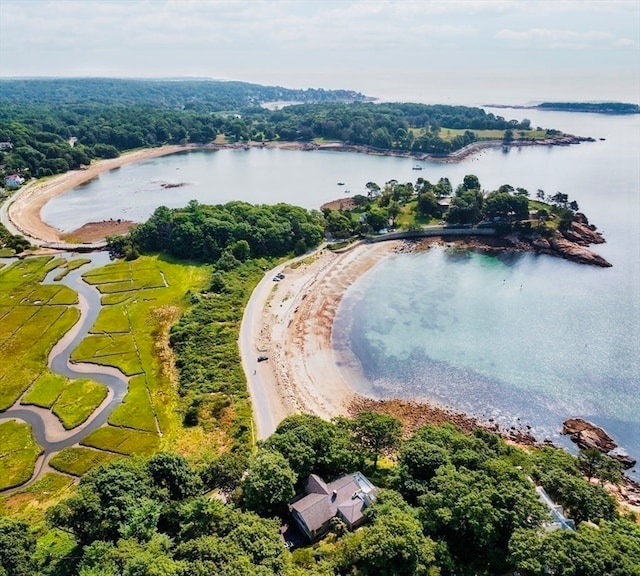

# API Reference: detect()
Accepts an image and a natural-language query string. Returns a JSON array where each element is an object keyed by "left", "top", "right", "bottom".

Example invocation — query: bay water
[{"left": 41, "top": 109, "right": 640, "bottom": 469}]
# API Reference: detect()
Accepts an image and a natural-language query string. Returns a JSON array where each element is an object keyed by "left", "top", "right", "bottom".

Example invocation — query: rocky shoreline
[
  {"left": 377, "top": 212, "right": 610, "bottom": 268},
  {"left": 349, "top": 397, "right": 640, "bottom": 509},
  {"left": 200, "top": 133, "right": 593, "bottom": 164}
]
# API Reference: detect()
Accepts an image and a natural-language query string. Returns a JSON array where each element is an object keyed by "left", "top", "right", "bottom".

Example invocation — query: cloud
[{"left": 493, "top": 27, "right": 634, "bottom": 50}]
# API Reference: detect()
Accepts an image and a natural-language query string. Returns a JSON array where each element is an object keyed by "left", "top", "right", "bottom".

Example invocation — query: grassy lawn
[
  {"left": 438, "top": 127, "right": 549, "bottom": 141},
  {"left": 52, "top": 378, "right": 109, "bottom": 429},
  {"left": 49, "top": 446, "right": 123, "bottom": 476},
  {"left": 0, "top": 257, "right": 80, "bottom": 410},
  {"left": 0, "top": 420, "right": 43, "bottom": 490}
]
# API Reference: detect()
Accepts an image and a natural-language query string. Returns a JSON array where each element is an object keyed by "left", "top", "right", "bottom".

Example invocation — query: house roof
[{"left": 290, "top": 472, "right": 377, "bottom": 535}]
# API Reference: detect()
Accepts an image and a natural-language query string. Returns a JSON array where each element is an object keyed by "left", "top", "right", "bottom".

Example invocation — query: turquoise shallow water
[{"left": 333, "top": 248, "right": 640, "bottom": 462}]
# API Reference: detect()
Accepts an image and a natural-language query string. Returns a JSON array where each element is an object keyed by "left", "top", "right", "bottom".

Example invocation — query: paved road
[{"left": 238, "top": 266, "right": 284, "bottom": 440}]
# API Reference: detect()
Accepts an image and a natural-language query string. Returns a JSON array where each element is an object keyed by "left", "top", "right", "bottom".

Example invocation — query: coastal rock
[
  {"left": 562, "top": 418, "right": 617, "bottom": 452},
  {"left": 611, "top": 453, "right": 637, "bottom": 470},
  {"left": 549, "top": 234, "right": 611, "bottom": 267},
  {"left": 562, "top": 221, "right": 606, "bottom": 246}
]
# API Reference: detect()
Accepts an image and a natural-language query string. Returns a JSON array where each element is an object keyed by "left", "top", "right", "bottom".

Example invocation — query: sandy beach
[
  {"left": 6, "top": 145, "right": 189, "bottom": 243},
  {"left": 242, "top": 241, "right": 398, "bottom": 438}
]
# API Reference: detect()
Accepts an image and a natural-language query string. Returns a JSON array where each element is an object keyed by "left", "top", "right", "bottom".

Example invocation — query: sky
[{"left": 1, "top": 0, "right": 639, "bottom": 105}]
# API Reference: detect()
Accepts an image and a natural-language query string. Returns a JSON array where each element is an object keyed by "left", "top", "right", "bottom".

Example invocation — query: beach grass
[
  {"left": 52, "top": 378, "right": 108, "bottom": 429},
  {"left": 0, "top": 420, "right": 43, "bottom": 491},
  {"left": 21, "top": 372, "right": 68, "bottom": 408},
  {"left": 81, "top": 425, "right": 160, "bottom": 456},
  {"left": 49, "top": 446, "right": 123, "bottom": 476}
]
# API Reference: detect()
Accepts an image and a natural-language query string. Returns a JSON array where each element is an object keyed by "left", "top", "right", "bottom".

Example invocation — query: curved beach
[
  {"left": 5, "top": 145, "right": 189, "bottom": 242},
  {"left": 242, "top": 242, "right": 398, "bottom": 438}
]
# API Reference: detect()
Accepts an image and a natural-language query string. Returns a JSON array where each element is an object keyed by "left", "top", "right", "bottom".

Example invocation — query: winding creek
[{"left": 0, "top": 251, "right": 129, "bottom": 484}]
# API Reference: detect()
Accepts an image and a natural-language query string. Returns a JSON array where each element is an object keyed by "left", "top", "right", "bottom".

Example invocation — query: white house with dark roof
[{"left": 289, "top": 472, "right": 378, "bottom": 541}]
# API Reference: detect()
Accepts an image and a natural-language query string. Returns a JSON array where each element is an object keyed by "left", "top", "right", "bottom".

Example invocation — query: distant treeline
[
  {"left": 536, "top": 101, "right": 640, "bottom": 114},
  {"left": 1, "top": 78, "right": 540, "bottom": 180},
  {"left": 0, "top": 78, "right": 366, "bottom": 109}
]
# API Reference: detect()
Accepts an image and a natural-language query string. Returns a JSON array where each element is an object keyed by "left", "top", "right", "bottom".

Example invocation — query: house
[
  {"left": 289, "top": 472, "right": 378, "bottom": 542},
  {"left": 4, "top": 174, "right": 24, "bottom": 189},
  {"left": 0, "top": 141, "right": 13, "bottom": 151}
]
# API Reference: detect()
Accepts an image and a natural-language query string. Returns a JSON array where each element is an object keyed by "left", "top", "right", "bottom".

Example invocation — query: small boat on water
[
  {"left": 412, "top": 164, "right": 423, "bottom": 170},
  {"left": 337, "top": 182, "right": 345, "bottom": 185},
  {"left": 344, "top": 190, "right": 351, "bottom": 194}
]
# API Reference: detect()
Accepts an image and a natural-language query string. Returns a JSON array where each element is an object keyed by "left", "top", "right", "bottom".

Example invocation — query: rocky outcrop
[
  {"left": 562, "top": 418, "right": 617, "bottom": 452},
  {"left": 548, "top": 234, "right": 611, "bottom": 267},
  {"left": 562, "top": 418, "right": 637, "bottom": 469}
]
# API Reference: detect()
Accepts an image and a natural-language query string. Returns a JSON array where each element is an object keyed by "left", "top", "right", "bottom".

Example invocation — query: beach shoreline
[{"left": 5, "top": 145, "right": 190, "bottom": 243}]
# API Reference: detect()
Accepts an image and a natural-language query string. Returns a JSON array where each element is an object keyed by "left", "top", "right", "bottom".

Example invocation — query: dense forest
[
  {"left": 0, "top": 78, "right": 543, "bottom": 181},
  {"left": 2, "top": 415, "right": 637, "bottom": 576}
]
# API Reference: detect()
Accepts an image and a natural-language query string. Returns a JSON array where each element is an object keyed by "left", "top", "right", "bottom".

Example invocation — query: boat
[
  {"left": 337, "top": 182, "right": 345, "bottom": 186},
  {"left": 344, "top": 190, "right": 351, "bottom": 194},
  {"left": 412, "top": 165, "right": 422, "bottom": 170}
]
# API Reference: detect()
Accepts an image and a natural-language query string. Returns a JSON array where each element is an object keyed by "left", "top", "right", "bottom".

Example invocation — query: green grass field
[
  {"left": 1, "top": 254, "right": 210, "bottom": 485},
  {"left": 0, "top": 257, "right": 80, "bottom": 410},
  {"left": 438, "top": 127, "right": 549, "bottom": 141},
  {"left": 0, "top": 420, "right": 43, "bottom": 490},
  {"left": 77, "top": 255, "right": 209, "bottom": 443},
  {"left": 20, "top": 373, "right": 68, "bottom": 408},
  {"left": 49, "top": 446, "right": 122, "bottom": 476},
  {"left": 52, "top": 257, "right": 91, "bottom": 281},
  {"left": 52, "top": 379, "right": 108, "bottom": 429},
  {"left": 81, "top": 426, "right": 160, "bottom": 456}
]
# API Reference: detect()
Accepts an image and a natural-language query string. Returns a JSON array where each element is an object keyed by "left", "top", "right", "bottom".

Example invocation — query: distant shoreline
[
  {"left": 484, "top": 101, "right": 640, "bottom": 115},
  {"left": 5, "top": 136, "right": 592, "bottom": 245}
]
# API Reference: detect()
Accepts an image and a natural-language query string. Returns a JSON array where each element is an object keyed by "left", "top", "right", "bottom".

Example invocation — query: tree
[
  {"left": 366, "top": 207, "right": 389, "bottom": 232},
  {"left": 47, "top": 458, "right": 156, "bottom": 545},
  {"left": 147, "top": 452, "right": 203, "bottom": 501},
  {"left": 462, "top": 174, "right": 481, "bottom": 191},
  {"left": 242, "top": 450, "right": 297, "bottom": 517},
  {"left": 0, "top": 518, "right": 36, "bottom": 576},
  {"left": 351, "top": 502, "right": 437, "bottom": 576},
  {"left": 353, "top": 411, "right": 402, "bottom": 468}
]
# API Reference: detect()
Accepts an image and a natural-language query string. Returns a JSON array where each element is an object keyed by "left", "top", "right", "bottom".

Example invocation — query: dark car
[{"left": 257, "top": 355, "right": 268, "bottom": 362}]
